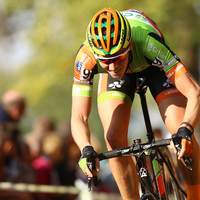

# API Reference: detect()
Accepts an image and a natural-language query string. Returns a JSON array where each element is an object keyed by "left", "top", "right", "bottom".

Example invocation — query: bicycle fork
[
  {"left": 134, "top": 141, "right": 168, "bottom": 200},
  {"left": 137, "top": 156, "right": 154, "bottom": 193},
  {"left": 151, "top": 151, "right": 167, "bottom": 200},
  {"left": 134, "top": 140, "right": 159, "bottom": 199}
]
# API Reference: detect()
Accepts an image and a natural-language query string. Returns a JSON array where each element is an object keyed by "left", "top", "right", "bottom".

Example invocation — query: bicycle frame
[{"left": 135, "top": 78, "right": 167, "bottom": 199}]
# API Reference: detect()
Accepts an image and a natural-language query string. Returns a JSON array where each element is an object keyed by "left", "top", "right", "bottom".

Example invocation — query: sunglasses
[{"left": 94, "top": 47, "right": 130, "bottom": 64}]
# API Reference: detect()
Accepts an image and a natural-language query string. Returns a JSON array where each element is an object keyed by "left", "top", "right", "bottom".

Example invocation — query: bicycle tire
[
  {"left": 140, "top": 192, "right": 159, "bottom": 200},
  {"left": 159, "top": 146, "right": 187, "bottom": 200}
]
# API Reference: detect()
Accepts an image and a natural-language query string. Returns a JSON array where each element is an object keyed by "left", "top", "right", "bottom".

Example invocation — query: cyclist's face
[{"left": 96, "top": 47, "right": 131, "bottom": 79}]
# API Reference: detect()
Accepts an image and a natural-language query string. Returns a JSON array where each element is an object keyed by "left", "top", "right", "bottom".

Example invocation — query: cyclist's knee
[{"left": 104, "top": 130, "right": 128, "bottom": 150}]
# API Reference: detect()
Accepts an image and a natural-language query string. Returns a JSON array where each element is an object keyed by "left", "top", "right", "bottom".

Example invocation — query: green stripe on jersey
[
  {"left": 72, "top": 84, "right": 93, "bottom": 97},
  {"left": 97, "top": 91, "right": 132, "bottom": 106}
]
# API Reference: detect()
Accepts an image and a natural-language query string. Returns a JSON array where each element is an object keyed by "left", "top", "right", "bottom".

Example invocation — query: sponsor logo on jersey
[
  {"left": 76, "top": 53, "right": 87, "bottom": 71},
  {"left": 108, "top": 80, "right": 125, "bottom": 89},
  {"left": 155, "top": 88, "right": 181, "bottom": 105},
  {"left": 166, "top": 72, "right": 174, "bottom": 80},
  {"left": 165, "top": 62, "right": 187, "bottom": 83},
  {"left": 163, "top": 79, "right": 173, "bottom": 88},
  {"left": 72, "top": 84, "right": 93, "bottom": 92},
  {"left": 165, "top": 89, "right": 179, "bottom": 95},
  {"left": 121, "top": 10, "right": 147, "bottom": 23},
  {"left": 147, "top": 43, "right": 166, "bottom": 59},
  {"left": 108, "top": 92, "right": 125, "bottom": 98},
  {"left": 147, "top": 42, "right": 153, "bottom": 51},
  {"left": 74, "top": 45, "right": 97, "bottom": 86},
  {"left": 75, "top": 53, "right": 92, "bottom": 82},
  {"left": 152, "top": 57, "right": 168, "bottom": 68},
  {"left": 122, "top": 11, "right": 145, "bottom": 19},
  {"left": 135, "top": 14, "right": 147, "bottom": 22},
  {"left": 76, "top": 61, "right": 82, "bottom": 72},
  {"left": 175, "top": 63, "right": 184, "bottom": 71}
]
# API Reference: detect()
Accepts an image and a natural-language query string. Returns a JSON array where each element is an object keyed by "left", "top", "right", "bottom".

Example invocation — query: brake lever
[
  {"left": 87, "top": 152, "right": 101, "bottom": 191},
  {"left": 172, "top": 134, "right": 193, "bottom": 170}
]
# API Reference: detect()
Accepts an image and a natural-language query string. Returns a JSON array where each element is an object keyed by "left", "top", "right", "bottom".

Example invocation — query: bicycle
[{"left": 86, "top": 77, "right": 193, "bottom": 200}]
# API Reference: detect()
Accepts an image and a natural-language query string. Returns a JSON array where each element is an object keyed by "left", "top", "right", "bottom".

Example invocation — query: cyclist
[{"left": 71, "top": 8, "right": 200, "bottom": 200}]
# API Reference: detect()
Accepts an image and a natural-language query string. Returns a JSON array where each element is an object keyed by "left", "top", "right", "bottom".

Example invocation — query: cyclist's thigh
[
  {"left": 97, "top": 73, "right": 136, "bottom": 149},
  {"left": 159, "top": 95, "right": 186, "bottom": 133},
  {"left": 146, "top": 66, "right": 185, "bottom": 133}
]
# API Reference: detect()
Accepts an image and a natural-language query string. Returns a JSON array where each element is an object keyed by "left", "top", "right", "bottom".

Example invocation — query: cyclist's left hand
[{"left": 176, "top": 127, "right": 193, "bottom": 159}]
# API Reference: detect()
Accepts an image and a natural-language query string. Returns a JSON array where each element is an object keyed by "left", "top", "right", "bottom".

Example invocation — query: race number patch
[{"left": 74, "top": 45, "right": 97, "bottom": 85}]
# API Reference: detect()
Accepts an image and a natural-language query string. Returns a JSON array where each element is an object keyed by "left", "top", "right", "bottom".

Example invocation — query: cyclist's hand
[
  {"left": 176, "top": 127, "right": 193, "bottom": 159},
  {"left": 78, "top": 146, "right": 100, "bottom": 177}
]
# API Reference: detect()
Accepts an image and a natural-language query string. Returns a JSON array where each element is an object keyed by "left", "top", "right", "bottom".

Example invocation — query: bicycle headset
[{"left": 86, "top": 8, "right": 132, "bottom": 56}]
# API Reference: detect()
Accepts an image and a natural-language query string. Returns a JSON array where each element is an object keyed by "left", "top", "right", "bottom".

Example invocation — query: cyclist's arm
[
  {"left": 174, "top": 72, "right": 200, "bottom": 130},
  {"left": 71, "top": 94, "right": 99, "bottom": 177},
  {"left": 71, "top": 44, "right": 100, "bottom": 176},
  {"left": 71, "top": 95, "right": 92, "bottom": 151},
  {"left": 173, "top": 72, "right": 200, "bottom": 158},
  {"left": 71, "top": 44, "right": 97, "bottom": 150},
  {"left": 143, "top": 33, "right": 200, "bottom": 157}
]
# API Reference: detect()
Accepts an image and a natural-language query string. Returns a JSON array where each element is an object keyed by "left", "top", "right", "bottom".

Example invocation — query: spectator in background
[
  {"left": 24, "top": 116, "right": 55, "bottom": 162},
  {"left": 31, "top": 132, "right": 61, "bottom": 186},
  {"left": 57, "top": 120, "right": 80, "bottom": 200},
  {"left": 0, "top": 90, "right": 26, "bottom": 122},
  {"left": 30, "top": 132, "right": 60, "bottom": 200},
  {"left": 0, "top": 90, "right": 34, "bottom": 200},
  {"left": 23, "top": 116, "right": 58, "bottom": 200},
  {"left": 58, "top": 120, "right": 80, "bottom": 186},
  {"left": 29, "top": 119, "right": 79, "bottom": 200},
  {"left": 0, "top": 90, "right": 32, "bottom": 182}
]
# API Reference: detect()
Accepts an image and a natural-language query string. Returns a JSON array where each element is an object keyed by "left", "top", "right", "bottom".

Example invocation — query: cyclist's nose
[{"left": 109, "top": 63, "right": 117, "bottom": 71}]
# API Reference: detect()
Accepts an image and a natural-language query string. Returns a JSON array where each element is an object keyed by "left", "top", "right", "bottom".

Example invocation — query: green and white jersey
[{"left": 73, "top": 9, "right": 187, "bottom": 98}]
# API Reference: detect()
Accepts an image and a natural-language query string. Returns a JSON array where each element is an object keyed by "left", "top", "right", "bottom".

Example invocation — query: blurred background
[{"left": 0, "top": 0, "right": 200, "bottom": 199}]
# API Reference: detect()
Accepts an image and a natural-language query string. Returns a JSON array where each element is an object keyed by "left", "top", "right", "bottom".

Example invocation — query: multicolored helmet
[{"left": 86, "top": 8, "right": 131, "bottom": 56}]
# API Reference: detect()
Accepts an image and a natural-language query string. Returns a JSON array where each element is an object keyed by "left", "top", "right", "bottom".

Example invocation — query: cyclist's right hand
[
  {"left": 171, "top": 133, "right": 193, "bottom": 170},
  {"left": 176, "top": 127, "right": 193, "bottom": 159},
  {"left": 78, "top": 146, "right": 100, "bottom": 177}
]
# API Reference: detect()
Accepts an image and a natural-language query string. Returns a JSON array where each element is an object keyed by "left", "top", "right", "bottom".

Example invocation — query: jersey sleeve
[
  {"left": 143, "top": 32, "right": 188, "bottom": 83},
  {"left": 72, "top": 45, "right": 97, "bottom": 97}
]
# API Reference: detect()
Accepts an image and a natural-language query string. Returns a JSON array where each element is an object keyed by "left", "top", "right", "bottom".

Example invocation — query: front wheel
[
  {"left": 140, "top": 192, "right": 159, "bottom": 200},
  {"left": 159, "top": 146, "right": 187, "bottom": 200}
]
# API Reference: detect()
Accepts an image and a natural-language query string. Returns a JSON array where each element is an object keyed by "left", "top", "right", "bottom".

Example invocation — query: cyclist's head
[{"left": 86, "top": 8, "right": 131, "bottom": 56}]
